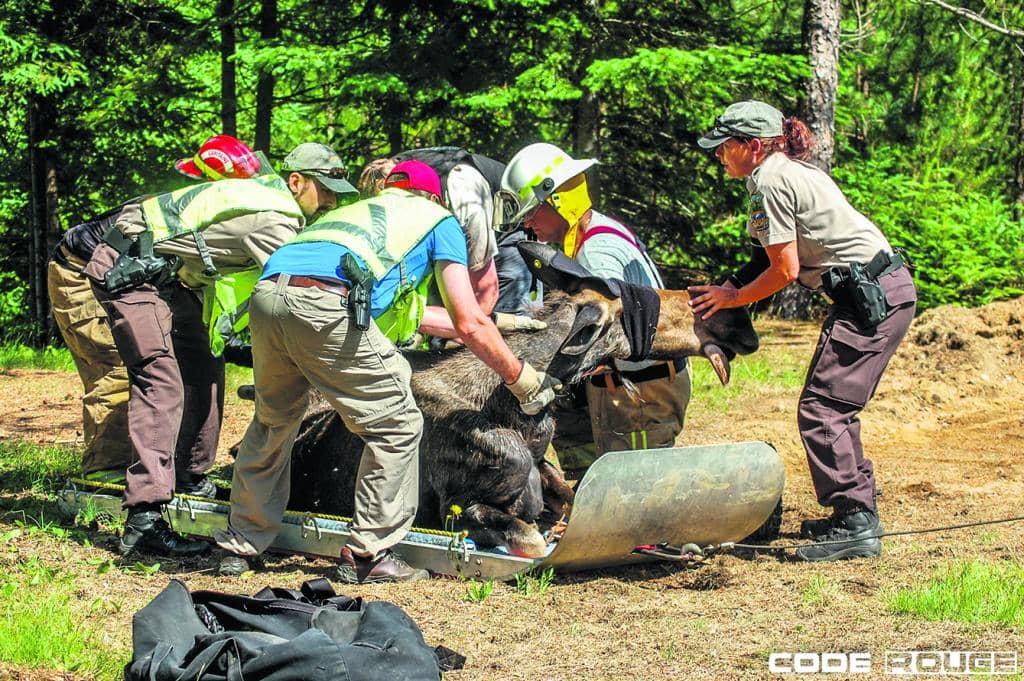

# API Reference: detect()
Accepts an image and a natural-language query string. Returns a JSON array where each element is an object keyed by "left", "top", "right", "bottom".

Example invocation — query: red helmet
[{"left": 176, "top": 134, "right": 261, "bottom": 180}]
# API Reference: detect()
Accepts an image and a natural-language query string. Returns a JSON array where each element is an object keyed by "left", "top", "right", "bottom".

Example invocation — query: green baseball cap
[
  {"left": 280, "top": 143, "right": 358, "bottom": 195},
  {"left": 697, "top": 100, "right": 785, "bottom": 149}
]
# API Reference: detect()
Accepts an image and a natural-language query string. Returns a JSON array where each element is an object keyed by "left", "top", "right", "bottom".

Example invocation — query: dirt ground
[{"left": 1, "top": 298, "right": 1022, "bottom": 680}]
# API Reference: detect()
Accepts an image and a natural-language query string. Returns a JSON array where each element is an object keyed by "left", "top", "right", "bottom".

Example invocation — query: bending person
[
  {"left": 214, "top": 160, "right": 560, "bottom": 582},
  {"left": 689, "top": 100, "right": 917, "bottom": 561}
]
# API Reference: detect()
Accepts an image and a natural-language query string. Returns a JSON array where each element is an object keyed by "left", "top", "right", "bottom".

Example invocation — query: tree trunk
[
  {"left": 574, "top": 88, "right": 601, "bottom": 202},
  {"left": 218, "top": 0, "right": 237, "bottom": 137},
  {"left": 771, "top": 0, "right": 841, "bottom": 321},
  {"left": 802, "top": 0, "right": 840, "bottom": 171},
  {"left": 28, "top": 94, "right": 59, "bottom": 346},
  {"left": 254, "top": 0, "right": 277, "bottom": 153}
]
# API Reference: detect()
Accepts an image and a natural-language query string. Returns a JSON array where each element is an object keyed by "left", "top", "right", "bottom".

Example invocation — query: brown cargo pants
[
  {"left": 84, "top": 243, "right": 224, "bottom": 507},
  {"left": 215, "top": 275, "right": 423, "bottom": 558},
  {"left": 799, "top": 267, "right": 917, "bottom": 511},
  {"left": 47, "top": 251, "right": 132, "bottom": 473}
]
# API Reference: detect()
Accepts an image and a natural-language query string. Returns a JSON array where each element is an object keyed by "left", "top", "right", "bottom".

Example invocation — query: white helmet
[{"left": 500, "top": 143, "right": 598, "bottom": 224}]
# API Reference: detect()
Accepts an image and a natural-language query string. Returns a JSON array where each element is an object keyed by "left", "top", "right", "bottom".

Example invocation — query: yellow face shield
[{"left": 547, "top": 175, "right": 592, "bottom": 257}]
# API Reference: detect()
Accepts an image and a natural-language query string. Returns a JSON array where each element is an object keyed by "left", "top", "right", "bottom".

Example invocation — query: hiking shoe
[
  {"left": 119, "top": 507, "right": 210, "bottom": 558},
  {"left": 237, "top": 384, "right": 256, "bottom": 401},
  {"left": 795, "top": 509, "right": 883, "bottom": 562},
  {"left": 176, "top": 474, "right": 217, "bottom": 499},
  {"left": 217, "top": 551, "right": 258, "bottom": 576},
  {"left": 336, "top": 547, "right": 429, "bottom": 584}
]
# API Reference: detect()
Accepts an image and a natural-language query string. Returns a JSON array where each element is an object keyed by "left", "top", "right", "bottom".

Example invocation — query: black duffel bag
[{"left": 125, "top": 578, "right": 461, "bottom": 681}]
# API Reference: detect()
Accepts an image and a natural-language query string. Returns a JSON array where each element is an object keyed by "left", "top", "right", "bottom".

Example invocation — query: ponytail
[{"left": 782, "top": 117, "right": 814, "bottom": 161}]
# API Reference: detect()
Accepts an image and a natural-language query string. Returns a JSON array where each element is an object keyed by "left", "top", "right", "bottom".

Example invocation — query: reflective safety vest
[
  {"left": 140, "top": 174, "right": 302, "bottom": 245},
  {"left": 288, "top": 188, "right": 451, "bottom": 344},
  {"left": 202, "top": 267, "right": 261, "bottom": 357},
  {"left": 141, "top": 174, "right": 303, "bottom": 356}
]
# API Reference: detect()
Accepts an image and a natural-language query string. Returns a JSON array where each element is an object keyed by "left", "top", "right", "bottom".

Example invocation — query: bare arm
[
  {"left": 418, "top": 257, "right": 498, "bottom": 339},
  {"left": 688, "top": 241, "right": 800, "bottom": 319},
  {"left": 435, "top": 259, "right": 522, "bottom": 384}
]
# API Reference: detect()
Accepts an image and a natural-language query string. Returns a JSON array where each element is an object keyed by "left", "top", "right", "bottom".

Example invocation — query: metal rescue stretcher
[{"left": 58, "top": 441, "right": 784, "bottom": 580}]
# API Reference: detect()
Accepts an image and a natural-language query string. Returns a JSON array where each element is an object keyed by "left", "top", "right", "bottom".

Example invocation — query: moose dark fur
[{"left": 286, "top": 287, "right": 759, "bottom": 557}]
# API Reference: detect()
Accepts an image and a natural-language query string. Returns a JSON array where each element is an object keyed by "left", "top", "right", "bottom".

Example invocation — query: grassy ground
[{"left": 0, "top": 303, "right": 1022, "bottom": 679}]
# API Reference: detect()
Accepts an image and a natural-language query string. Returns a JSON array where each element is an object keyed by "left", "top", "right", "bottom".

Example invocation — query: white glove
[
  {"left": 493, "top": 312, "right": 547, "bottom": 332},
  {"left": 505, "top": 362, "right": 562, "bottom": 415}
]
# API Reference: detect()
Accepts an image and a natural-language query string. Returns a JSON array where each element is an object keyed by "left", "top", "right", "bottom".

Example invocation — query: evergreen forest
[{"left": 2, "top": 0, "right": 1022, "bottom": 344}]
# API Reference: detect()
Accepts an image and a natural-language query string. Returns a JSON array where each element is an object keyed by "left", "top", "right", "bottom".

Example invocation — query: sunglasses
[
  {"left": 294, "top": 167, "right": 349, "bottom": 179},
  {"left": 712, "top": 116, "right": 752, "bottom": 140}
]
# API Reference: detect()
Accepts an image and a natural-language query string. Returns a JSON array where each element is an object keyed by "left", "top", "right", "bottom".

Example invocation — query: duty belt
[{"left": 590, "top": 358, "right": 686, "bottom": 389}]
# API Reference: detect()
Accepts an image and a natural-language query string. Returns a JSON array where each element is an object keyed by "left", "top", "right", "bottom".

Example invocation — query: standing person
[
  {"left": 214, "top": 160, "right": 560, "bottom": 581},
  {"left": 82, "top": 149, "right": 307, "bottom": 558},
  {"left": 47, "top": 135, "right": 261, "bottom": 483},
  {"left": 500, "top": 143, "right": 692, "bottom": 464},
  {"left": 689, "top": 100, "right": 917, "bottom": 561}
]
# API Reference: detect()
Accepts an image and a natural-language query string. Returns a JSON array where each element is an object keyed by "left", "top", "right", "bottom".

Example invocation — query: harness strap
[
  {"left": 192, "top": 230, "right": 219, "bottom": 277},
  {"left": 576, "top": 225, "right": 640, "bottom": 251}
]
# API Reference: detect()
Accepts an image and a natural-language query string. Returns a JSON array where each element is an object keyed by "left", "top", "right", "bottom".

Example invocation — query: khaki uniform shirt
[
  {"left": 114, "top": 202, "right": 304, "bottom": 288},
  {"left": 746, "top": 152, "right": 891, "bottom": 289},
  {"left": 446, "top": 163, "right": 498, "bottom": 272}
]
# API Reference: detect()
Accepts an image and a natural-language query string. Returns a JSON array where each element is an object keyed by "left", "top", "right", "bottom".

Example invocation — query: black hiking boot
[
  {"left": 795, "top": 509, "right": 883, "bottom": 562},
  {"left": 800, "top": 514, "right": 838, "bottom": 540},
  {"left": 176, "top": 473, "right": 217, "bottom": 499},
  {"left": 336, "top": 547, "right": 429, "bottom": 584},
  {"left": 119, "top": 506, "right": 210, "bottom": 558}
]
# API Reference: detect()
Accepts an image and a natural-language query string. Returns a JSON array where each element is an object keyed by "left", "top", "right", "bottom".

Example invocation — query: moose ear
[
  {"left": 517, "top": 241, "right": 621, "bottom": 299},
  {"left": 559, "top": 303, "right": 605, "bottom": 356}
]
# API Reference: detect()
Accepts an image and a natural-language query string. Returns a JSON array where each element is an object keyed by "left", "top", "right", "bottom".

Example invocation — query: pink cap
[{"left": 384, "top": 160, "right": 443, "bottom": 201}]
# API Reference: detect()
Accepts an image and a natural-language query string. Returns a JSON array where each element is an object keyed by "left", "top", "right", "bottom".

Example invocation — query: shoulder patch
[{"left": 749, "top": 210, "right": 769, "bottom": 235}]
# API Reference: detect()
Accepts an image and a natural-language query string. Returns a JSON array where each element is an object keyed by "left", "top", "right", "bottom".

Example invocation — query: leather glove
[
  {"left": 505, "top": 362, "right": 562, "bottom": 415},
  {"left": 493, "top": 311, "right": 547, "bottom": 332}
]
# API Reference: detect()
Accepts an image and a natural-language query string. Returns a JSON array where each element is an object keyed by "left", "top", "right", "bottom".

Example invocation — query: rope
[{"left": 716, "top": 514, "right": 1024, "bottom": 553}]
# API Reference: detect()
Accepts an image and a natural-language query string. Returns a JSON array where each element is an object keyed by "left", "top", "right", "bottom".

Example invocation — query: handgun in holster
[
  {"left": 341, "top": 253, "right": 375, "bottom": 331},
  {"left": 101, "top": 229, "right": 175, "bottom": 294},
  {"left": 821, "top": 258, "right": 889, "bottom": 330}
]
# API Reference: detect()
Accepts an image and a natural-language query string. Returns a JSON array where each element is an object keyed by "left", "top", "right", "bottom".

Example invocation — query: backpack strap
[{"left": 577, "top": 225, "right": 640, "bottom": 251}]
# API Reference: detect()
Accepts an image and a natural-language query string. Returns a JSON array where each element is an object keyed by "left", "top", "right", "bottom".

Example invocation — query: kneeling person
[{"left": 215, "top": 160, "right": 560, "bottom": 582}]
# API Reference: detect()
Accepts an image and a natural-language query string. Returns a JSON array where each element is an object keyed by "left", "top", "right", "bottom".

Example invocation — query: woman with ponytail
[{"left": 688, "top": 100, "right": 917, "bottom": 562}]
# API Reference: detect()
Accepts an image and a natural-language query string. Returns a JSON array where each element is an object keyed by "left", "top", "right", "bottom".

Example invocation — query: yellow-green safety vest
[
  {"left": 140, "top": 174, "right": 302, "bottom": 243},
  {"left": 288, "top": 188, "right": 451, "bottom": 344},
  {"left": 140, "top": 174, "right": 303, "bottom": 356},
  {"left": 202, "top": 267, "right": 262, "bottom": 357}
]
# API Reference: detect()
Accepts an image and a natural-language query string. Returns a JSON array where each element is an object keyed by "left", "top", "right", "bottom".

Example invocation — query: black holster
[
  {"left": 101, "top": 228, "right": 176, "bottom": 294},
  {"left": 821, "top": 250, "right": 906, "bottom": 330},
  {"left": 341, "top": 253, "right": 375, "bottom": 331}
]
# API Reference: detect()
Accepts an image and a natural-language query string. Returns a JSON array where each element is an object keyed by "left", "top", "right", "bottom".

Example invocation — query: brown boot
[{"left": 336, "top": 546, "right": 429, "bottom": 584}]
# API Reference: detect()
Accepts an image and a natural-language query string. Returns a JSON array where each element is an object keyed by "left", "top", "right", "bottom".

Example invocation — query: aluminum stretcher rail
[{"left": 58, "top": 441, "right": 784, "bottom": 579}]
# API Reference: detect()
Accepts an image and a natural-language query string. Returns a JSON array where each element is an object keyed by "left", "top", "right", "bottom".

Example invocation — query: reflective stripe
[
  {"left": 203, "top": 267, "right": 262, "bottom": 356},
  {"left": 519, "top": 155, "right": 567, "bottom": 199},
  {"left": 289, "top": 189, "right": 449, "bottom": 279},
  {"left": 141, "top": 175, "right": 301, "bottom": 243}
]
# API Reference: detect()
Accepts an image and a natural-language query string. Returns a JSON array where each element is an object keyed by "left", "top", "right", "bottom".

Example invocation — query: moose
[{"left": 284, "top": 243, "right": 760, "bottom": 557}]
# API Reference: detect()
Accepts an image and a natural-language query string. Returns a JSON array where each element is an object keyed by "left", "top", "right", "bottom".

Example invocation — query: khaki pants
[
  {"left": 587, "top": 362, "right": 692, "bottom": 454},
  {"left": 217, "top": 276, "right": 423, "bottom": 558},
  {"left": 47, "top": 252, "right": 132, "bottom": 473},
  {"left": 556, "top": 361, "right": 692, "bottom": 468}
]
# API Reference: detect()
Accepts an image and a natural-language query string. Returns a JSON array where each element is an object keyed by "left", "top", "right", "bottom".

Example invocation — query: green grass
[
  {"left": 0, "top": 559, "right": 124, "bottom": 678},
  {"left": 0, "top": 439, "right": 80, "bottom": 494},
  {"left": 801, "top": 573, "right": 843, "bottom": 607},
  {"left": 691, "top": 352, "right": 806, "bottom": 411},
  {"left": 0, "top": 344, "right": 76, "bottom": 372},
  {"left": 887, "top": 560, "right": 1024, "bottom": 627}
]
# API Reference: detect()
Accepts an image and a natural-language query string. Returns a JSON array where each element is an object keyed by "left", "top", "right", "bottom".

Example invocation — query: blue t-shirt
[{"left": 262, "top": 215, "right": 468, "bottom": 318}]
